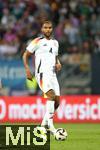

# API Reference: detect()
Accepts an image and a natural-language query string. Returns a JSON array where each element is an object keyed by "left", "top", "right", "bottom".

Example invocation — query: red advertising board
[{"left": 0, "top": 96, "right": 100, "bottom": 123}]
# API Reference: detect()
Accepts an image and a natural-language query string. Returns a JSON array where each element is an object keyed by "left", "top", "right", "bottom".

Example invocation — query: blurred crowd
[{"left": 0, "top": 0, "right": 100, "bottom": 57}]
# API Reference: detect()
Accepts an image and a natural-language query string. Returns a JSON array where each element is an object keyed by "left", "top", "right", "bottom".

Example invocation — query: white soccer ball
[{"left": 54, "top": 128, "right": 68, "bottom": 141}]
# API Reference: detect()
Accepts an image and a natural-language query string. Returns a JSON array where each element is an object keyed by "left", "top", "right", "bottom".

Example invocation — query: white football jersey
[{"left": 26, "top": 37, "right": 59, "bottom": 75}]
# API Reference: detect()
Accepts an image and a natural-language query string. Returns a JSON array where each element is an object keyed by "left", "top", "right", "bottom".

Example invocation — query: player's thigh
[
  {"left": 46, "top": 89, "right": 56, "bottom": 100},
  {"left": 36, "top": 73, "right": 54, "bottom": 94}
]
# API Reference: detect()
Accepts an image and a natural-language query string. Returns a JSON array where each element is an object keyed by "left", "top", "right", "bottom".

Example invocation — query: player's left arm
[{"left": 55, "top": 56, "right": 62, "bottom": 71}]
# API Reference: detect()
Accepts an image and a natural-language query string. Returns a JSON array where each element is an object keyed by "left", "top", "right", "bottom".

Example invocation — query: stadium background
[{"left": 0, "top": 0, "right": 100, "bottom": 150}]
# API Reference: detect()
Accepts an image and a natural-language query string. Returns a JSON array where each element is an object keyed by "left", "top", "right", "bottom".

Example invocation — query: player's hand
[
  {"left": 26, "top": 69, "right": 33, "bottom": 81},
  {"left": 55, "top": 63, "right": 62, "bottom": 72}
]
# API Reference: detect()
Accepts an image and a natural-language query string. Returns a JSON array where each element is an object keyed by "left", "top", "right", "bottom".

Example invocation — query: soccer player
[{"left": 23, "top": 20, "right": 62, "bottom": 134}]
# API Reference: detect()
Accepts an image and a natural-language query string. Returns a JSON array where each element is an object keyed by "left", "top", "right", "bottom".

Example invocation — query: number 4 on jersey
[{"left": 49, "top": 48, "right": 52, "bottom": 53}]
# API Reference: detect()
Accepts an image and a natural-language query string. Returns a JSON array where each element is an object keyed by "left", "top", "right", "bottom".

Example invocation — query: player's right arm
[
  {"left": 23, "top": 37, "right": 40, "bottom": 80},
  {"left": 23, "top": 50, "right": 33, "bottom": 81}
]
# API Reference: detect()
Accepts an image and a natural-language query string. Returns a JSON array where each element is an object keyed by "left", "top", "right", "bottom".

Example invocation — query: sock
[
  {"left": 41, "top": 101, "right": 55, "bottom": 127},
  {"left": 41, "top": 112, "right": 48, "bottom": 127},
  {"left": 46, "top": 100, "right": 56, "bottom": 133},
  {"left": 41, "top": 100, "right": 56, "bottom": 133}
]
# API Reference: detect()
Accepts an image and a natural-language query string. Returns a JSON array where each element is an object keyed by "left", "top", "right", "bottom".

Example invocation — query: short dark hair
[{"left": 42, "top": 20, "right": 52, "bottom": 26}]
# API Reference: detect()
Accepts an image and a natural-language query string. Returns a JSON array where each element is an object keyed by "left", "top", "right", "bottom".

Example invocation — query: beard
[{"left": 44, "top": 32, "right": 52, "bottom": 38}]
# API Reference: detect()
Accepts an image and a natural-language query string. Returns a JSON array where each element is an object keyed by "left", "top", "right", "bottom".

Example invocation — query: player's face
[{"left": 41, "top": 23, "right": 53, "bottom": 38}]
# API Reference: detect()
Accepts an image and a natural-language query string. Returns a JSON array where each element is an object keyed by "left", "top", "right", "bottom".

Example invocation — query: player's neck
[{"left": 44, "top": 36, "right": 51, "bottom": 40}]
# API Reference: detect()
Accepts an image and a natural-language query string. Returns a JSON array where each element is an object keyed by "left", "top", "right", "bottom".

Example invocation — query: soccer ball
[{"left": 54, "top": 128, "right": 68, "bottom": 141}]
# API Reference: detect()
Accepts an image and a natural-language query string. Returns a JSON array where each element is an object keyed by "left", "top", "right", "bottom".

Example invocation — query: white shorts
[{"left": 36, "top": 73, "right": 60, "bottom": 96}]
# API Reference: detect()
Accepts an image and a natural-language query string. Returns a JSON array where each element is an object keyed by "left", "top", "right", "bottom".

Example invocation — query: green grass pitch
[
  {"left": 51, "top": 123, "right": 100, "bottom": 150},
  {"left": 0, "top": 123, "right": 100, "bottom": 150}
]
